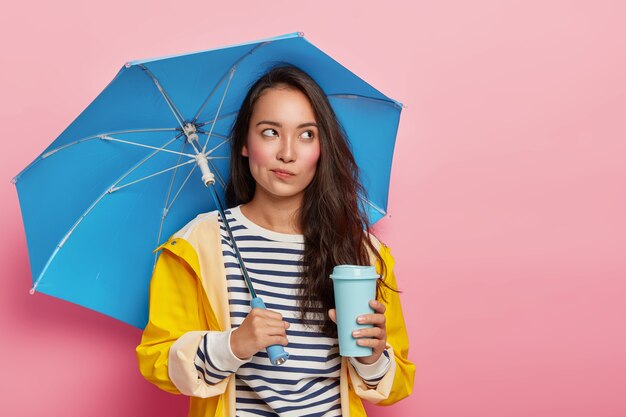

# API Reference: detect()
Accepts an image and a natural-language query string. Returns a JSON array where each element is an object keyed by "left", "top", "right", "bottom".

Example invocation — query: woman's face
[{"left": 243, "top": 85, "right": 321, "bottom": 204}]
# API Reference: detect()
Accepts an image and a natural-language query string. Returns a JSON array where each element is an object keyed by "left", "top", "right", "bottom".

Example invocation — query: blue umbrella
[{"left": 13, "top": 32, "right": 403, "bottom": 332}]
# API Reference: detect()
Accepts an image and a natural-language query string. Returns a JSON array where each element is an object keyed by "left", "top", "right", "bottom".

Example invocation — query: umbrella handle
[{"left": 250, "top": 297, "right": 290, "bottom": 366}]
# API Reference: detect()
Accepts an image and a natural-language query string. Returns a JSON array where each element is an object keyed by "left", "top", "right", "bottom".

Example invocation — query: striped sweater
[{"left": 193, "top": 206, "right": 390, "bottom": 416}]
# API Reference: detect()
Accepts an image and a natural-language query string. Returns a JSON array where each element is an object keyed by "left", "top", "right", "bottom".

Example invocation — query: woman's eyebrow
[{"left": 256, "top": 120, "right": 318, "bottom": 128}]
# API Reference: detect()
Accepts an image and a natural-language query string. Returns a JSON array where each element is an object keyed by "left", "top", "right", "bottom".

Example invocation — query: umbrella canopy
[{"left": 13, "top": 32, "right": 403, "bottom": 329}]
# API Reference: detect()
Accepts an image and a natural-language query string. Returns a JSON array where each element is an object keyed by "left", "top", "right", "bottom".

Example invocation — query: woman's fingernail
[
  {"left": 357, "top": 316, "right": 366, "bottom": 324},
  {"left": 353, "top": 330, "right": 361, "bottom": 337}
]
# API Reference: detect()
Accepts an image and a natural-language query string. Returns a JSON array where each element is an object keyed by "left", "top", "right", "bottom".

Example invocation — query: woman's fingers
[
  {"left": 248, "top": 308, "right": 290, "bottom": 331},
  {"left": 356, "top": 300, "right": 386, "bottom": 327},
  {"left": 328, "top": 309, "right": 337, "bottom": 323},
  {"left": 271, "top": 335, "right": 290, "bottom": 346},
  {"left": 357, "top": 313, "right": 386, "bottom": 326},
  {"left": 369, "top": 299, "right": 386, "bottom": 314},
  {"left": 330, "top": 300, "right": 388, "bottom": 348},
  {"left": 250, "top": 307, "right": 288, "bottom": 322},
  {"left": 325, "top": 300, "right": 389, "bottom": 365},
  {"left": 352, "top": 326, "right": 385, "bottom": 339},
  {"left": 231, "top": 308, "right": 290, "bottom": 359},
  {"left": 352, "top": 300, "right": 388, "bottom": 364},
  {"left": 356, "top": 336, "right": 387, "bottom": 349}
]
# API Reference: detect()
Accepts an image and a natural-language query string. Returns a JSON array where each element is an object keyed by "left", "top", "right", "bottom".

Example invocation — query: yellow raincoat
[{"left": 136, "top": 212, "right": 414, "bottom": 416}]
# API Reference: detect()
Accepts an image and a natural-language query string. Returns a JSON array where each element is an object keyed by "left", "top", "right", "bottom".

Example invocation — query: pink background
[{"left": 2, "top": 1, "right": 626, "bottom": 416}]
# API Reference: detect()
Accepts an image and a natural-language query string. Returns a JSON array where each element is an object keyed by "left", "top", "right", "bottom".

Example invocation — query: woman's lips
[{"left": 271, "top": 169, "right": 295, "bottom": 179}]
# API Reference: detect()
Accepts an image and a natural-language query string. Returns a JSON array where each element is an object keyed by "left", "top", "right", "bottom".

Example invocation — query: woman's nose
[{"left": 277, "top": 136, "right": 296, "bottom": 162}]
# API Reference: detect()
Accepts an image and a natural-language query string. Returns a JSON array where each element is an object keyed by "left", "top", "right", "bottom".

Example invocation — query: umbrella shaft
[{"left": 208, "top": 185, "right": 257, "bottom": 299}]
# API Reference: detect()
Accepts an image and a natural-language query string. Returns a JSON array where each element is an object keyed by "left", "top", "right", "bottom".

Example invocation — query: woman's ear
[{"left": 242, "top": 144, "right": 249, "bottom": 157}]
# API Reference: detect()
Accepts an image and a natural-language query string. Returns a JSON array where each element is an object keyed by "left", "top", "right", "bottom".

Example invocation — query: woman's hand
[
  {"left": 329, "top": 299, "right": 387, "bottom": 364},
  {"left": 230, "top": 308, "right": 290, "bottom": 360}
]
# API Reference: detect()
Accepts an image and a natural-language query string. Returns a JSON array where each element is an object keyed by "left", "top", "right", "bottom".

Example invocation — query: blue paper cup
[{"left": 330, "top": 265, "right": 379, "bottom": 357}]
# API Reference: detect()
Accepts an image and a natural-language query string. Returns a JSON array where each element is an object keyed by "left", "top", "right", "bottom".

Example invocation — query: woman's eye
[
  {"left": 301, "top": 130, "right": 314, "bottom": 140},
  {"left": 262, "top": 128, "right": 278, "bottom": 137}
]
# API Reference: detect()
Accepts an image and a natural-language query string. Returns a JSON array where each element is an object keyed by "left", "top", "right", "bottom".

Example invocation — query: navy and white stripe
[{"left": 194, "top": 206, "right": 389, "bottom": 416}]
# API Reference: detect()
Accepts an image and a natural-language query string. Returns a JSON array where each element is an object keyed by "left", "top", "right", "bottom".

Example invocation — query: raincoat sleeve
[
  {"left": 347, "top": 243, "right": 415, "bottom": 405},
  {"left": 136, "top": 244, "right": 231, "bottom": 397}
]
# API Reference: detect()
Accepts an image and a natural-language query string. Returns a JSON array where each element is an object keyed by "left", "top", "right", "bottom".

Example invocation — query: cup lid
[{"left": 330, "top": 265, "right": 379, "bottom": 280}]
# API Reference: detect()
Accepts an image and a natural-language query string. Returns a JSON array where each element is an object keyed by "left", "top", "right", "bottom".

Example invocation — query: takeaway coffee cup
[{"left": 330, "top": 265, "right": 379, "bottom": 357}]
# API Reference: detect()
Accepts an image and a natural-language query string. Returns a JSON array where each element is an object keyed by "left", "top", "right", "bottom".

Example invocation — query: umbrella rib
[
  {"left": 155, "top": 164, "right": 198, "bottom": 258},
  {"left": 165, "top": 164, "right": 199, "bottom": 213},
  {"left": 190, "top": 69, "right": 233, "bottom": 125},
  {"left": 156, "top": 141, "right": 195, "bottom": 268},
  {"left": 155, "top": 156, "right": 222, "bottom": 269},
  {"left": 42, "top": 128, "right": 179, "bottom": 158},
  {"left": 138, "top": 64, "right": 186, "bottom": 129},
  {"left": 152, "top": 161, "right": 203, "bottom": 273},
  {"left": 191, "top": 41, "right": 270, "bottom": 124},
  {"left": 30, "top": 133, "right": 184, "bottom": 293},
  {"left": 162, "top": 139, "right": 188, "bottom": 215},
  {"left": 13, "top": 128, "right": 180, "bottom": 183},
  {"left": 196, "top": 110, "right": 239, "bottom": 128},
  {"left": 110, "top": 159, "right": 196, "bottom": 193},
  {"left": 197, "top": 130, "right": 230, "bottom": 142},
  {"left": 201, "top": 68, "right": 236, "bottom": 155},
  {"left": 359, "top": 194, "right": 387, "bottom": 217},
  {"left": 208, "top": 159, "right": 227, "bottom": 189},
  {"left": 204, "top": 136, "right": 231, "bottom": 156},
  {"left": 107, "top": 131, "right": 186, "bottom": 192},
  {"left": 328, "top": 94, "right": 403, "bottom": 110},
  {"left": 100, "top": 135, "right": 195, "bottom": 158}
]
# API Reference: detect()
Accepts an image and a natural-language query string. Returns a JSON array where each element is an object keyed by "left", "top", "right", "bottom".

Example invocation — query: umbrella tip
[
  {"left": 125, "top": 62, "right": 132, "bottom": 68},
  {"left": 29, "top": 288, "right": 36, "bottom": 295},
  {"left": 10, "top": 176, "right": 18, "bottom": 185},
  {"left": 298, "top": 32, "right": 305, "bottom": 37}
]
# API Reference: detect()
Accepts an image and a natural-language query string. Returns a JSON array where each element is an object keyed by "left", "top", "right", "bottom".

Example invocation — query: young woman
[{"left": 136, "top": 66, "right": 414, "bottom": 417}]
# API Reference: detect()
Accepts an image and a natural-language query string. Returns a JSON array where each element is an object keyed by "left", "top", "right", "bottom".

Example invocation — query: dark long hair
[{"left": 226, "top": 65, "right": 389, "bottom": 336}]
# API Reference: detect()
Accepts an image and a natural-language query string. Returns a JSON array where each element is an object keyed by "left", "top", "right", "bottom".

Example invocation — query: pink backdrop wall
[{"left": 2, "top": 1, "right": 625, "bottom": 416}]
